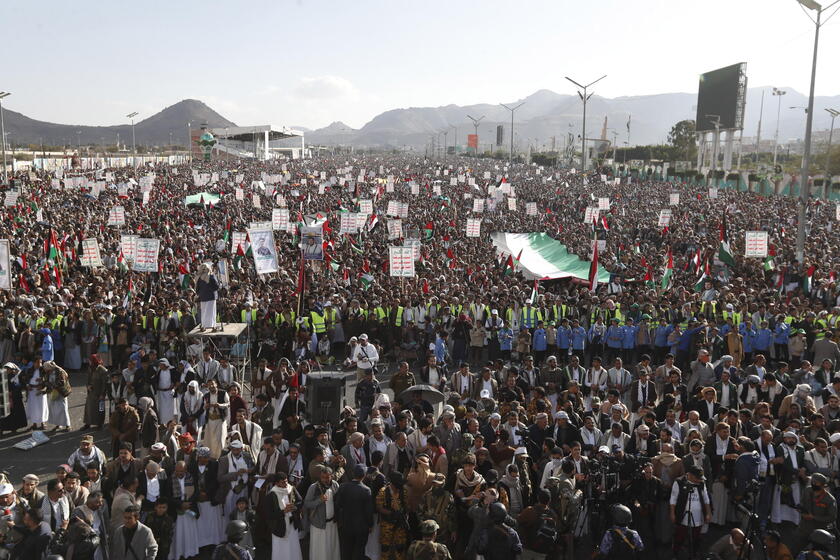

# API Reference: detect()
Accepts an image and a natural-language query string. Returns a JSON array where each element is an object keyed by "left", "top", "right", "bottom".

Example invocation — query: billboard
[
  {"left": 695, "top": 63, "right": 747, "bottom": 132},
  {"left": 467, "top": 134, "right": 478, "bottom": 149}
]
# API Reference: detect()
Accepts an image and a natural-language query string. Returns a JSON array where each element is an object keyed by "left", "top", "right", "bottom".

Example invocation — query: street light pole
[
  {"left": 566, "top": 74, "right": 607, "bottom": 171},
  {"left": 794, "top": 0, "right": 839, "bottom": 263},
  {"left": 824, "top": 108, "right": 839, "bottom": 194},
  {"left": 127, "top": 112, "right": 138, "bottom": 167},
  {"left": 449, "top": 124, "right": 457, "bottom": 158},
  {"left": 466, "top": 115, "right": 484, "bottom": 157},
  {"left": 772, "top": 87, "right": 787, "bottom": 166},
  {"left": 0, "top": 92, "right": 9, "bottom": 184},
  {"left": 500, "top": 102, "right": 525, "bottom": 164}
]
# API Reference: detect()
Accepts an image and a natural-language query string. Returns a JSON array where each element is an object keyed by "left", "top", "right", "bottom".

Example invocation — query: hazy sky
[{"left": 3, "top": 0, "right": 839, "bottom": 130}]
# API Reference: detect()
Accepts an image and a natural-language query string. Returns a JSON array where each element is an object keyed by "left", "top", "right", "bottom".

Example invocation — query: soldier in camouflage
[
  {"left": 417, "top": 475, "right": 456, "bottom": 550},
  {"left": 407, "top": 520, "right": 452, "bottom": 560}
]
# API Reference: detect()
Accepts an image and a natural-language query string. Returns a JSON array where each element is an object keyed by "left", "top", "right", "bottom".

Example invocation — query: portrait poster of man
[
  {"left": 247, "top": 227, "right": 279, "bottom": 274},
  {"left": 301, "top": 226, "right": 324, "bottom": 261}
]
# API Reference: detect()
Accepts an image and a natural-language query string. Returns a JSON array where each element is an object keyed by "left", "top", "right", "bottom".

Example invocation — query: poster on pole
[
  {"left": 472, "top": 198, "right": 484, "bottom": 213},
  {"left": 235, "top": 188, "right": 244, "bottom": 201},
  {"left": 132, "top": 238, "right": 160, "bottom": 272},
  {"left": 252, "top": 194, "right": 261, "bottom": 208},
  {"left": 526, "top": 202, "right": 538, "bottom": 216},
  {"left": 709, "top": 187, "right": 718, "bottom": 199},
  {"left": 507, "top": 198, "right": 517, "bottom": 211},
  {"left": 387, "top": 219, "right": 403, "bottom": 240},
  {"left": 247, "top": 227, "right": 279, "bottom": 273},
  {"left": 583, "top": 207, "right": 600, "bottom": 224},
  {"left": 120, "top": 235, "right": 138, "bottom": 263},
  {"left": 230, "top": 231, "right": 248, "bottom": 254},
  {"left": 669, "top": 192, "right": 680, "bottom": 206},
  {"left": 658, "top": 209, "right": 672, "bottom": 227},
  {"left": 598, "top": 197, "right": 610, "bottom": 211},
  {"left": 108, "top": 206, "right": 126, "bottom": 226},
  {"left": 300, "top": 226, "right": 324, "bottom": 261},
  {"left": 81, "top": 238, "right": 103, "bottom": 268},
  {"left": 745, "top": 231, "right": 769, "bottom": 258},
  {"left": 389, "top": 246, "right": 415, "bottom": 277},
  {"left": 466, "top": 218, "right": 481, "bottom": 238},
  {"left": 272, "top": 208, "right": 289, "bottom": 231},
  {"left": 359, "top": 199, "right": 373, "bottom": 215},
  {"left": 0, "top": 239, "right": 11, "bottom": 290},
  {"left": 405, "top": 238, "right": 421, "bottom": 261}
]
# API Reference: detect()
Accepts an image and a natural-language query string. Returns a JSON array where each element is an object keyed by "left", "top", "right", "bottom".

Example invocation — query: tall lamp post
[
  {"left": 794, "top": 0, "right": 840, "bottom": 262},
  {"left": 449, "top": 124, "right": 457, "bottom": 158},
  {"left": 772, "top": 88, "right": 787, "bottom": 166},
  {"left": 566, "top": 74, "right": 607, "bottom": 171},
  {"left": 824, "top": 108, "right": 839, "bottom": 194},
  {"left": 466, "top": 114, "right": 484, "bottom": 157},
  {"left": 500, "top": 102, "right": 525, "bottom": 164},
  {"left": 0, "top": 92, "right": 9, "bottom": 183},
  {"left": 127, "top": 112, "right": 138, "bottom": 167}
]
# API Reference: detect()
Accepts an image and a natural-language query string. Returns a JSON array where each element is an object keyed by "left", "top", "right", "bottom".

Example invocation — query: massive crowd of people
[{"left": 1, "top": 152, "right": 840, "bottom": 560}]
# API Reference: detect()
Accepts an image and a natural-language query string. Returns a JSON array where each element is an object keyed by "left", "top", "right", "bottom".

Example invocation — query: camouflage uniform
[
  {"left": 418, "top": 486, "right": 456, "bottom": 548},
  {"left": 406, "top": 539, "right": 452, "bottom": 560}
]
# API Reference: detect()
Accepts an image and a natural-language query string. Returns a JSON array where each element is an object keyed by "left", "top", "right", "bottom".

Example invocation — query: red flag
[
  {"left": 19, "top": 275, "right": 30, "bottom": 293},
  {"left": 342, "top": 267, "right": 349, "bottom": 282},
  {"left": 362, "top": 259, "right": 370, "bottom": 273},
  {"left": 422, "top": 278, "right": 429, "bottom": 294},
  {"left": 589, "top": 234, "right": 600, "bottom": 291},
  {"left": 446, "top": 248, "right": 455, "bottom": 259},
  {"left": 640, "top": 256, "right": 648, "bottom": 268}
]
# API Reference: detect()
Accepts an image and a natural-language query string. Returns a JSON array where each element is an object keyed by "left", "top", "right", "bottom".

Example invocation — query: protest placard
[
  {"left": 658, "top": 209, "right": 672, "bottom": 227},
  {"left": 466, "top": 218, "right": 481, "bottom": 238},
  {"left": 108, "top": 206, "right": 126, "bottom": 226},
  {"left": 389, "top": 246, "right": 415, "bottom": 277},
  {"left": 272, "top": 208, "right": 289, "bottom": 231},
  {"left": 132, "top": 238, "right": 160, "bottom": 272},
  {"left": 81, "top": 238, "right": 103, "bottom": 268},
  {"left": 526, "top": 202, "right": 537, "bottom": 216},
  {"left": 745, "top": 231, "right": 769, "bottom": 258}
]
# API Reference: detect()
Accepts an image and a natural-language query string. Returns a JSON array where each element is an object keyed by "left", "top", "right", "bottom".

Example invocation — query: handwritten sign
[
  {"left": 466, "top": 218, "right": 481, "bottom": 238},
  {"left": 108, "top": 206, "right": 126, "bottom": 226},
  {"left": 132, "top": 238, "right": 160, "bottom": 273},
  {"left": 745, "top": 231, "right": 768, "bottom": 258},
  {"left": 389, "top": 246, "right": 415, "bottom": 277},
  {"left": 81, "top": 238, "right": 103, "bottom": 268}
]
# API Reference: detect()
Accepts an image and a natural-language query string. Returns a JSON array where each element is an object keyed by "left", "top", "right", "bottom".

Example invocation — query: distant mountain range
[
  {"left": 4, "top": 88, "right": 839, "bottom": 149},
  {"left": 1, "top": 99, "right": 234, "bottom": 148}
]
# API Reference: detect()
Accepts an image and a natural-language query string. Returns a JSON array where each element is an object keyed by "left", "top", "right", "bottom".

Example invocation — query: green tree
[{"left": 667, "top": 119, "right": 697, "bottom": 162}]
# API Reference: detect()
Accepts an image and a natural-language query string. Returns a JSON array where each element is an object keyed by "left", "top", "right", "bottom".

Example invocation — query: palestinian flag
[
  {"left": 178, "top": 262, "right": 191, "bottom": 289},
  {"left": 694, "top": 260, "right": 711, "bottom": 293},
  {"left": 233, "top": 244, "right": 246, "bottom": 270},
  {"left": 423, "top": 221, "right": 434, "bottom": 240},
  {"left": 718, "top": 216, "right": 735, "bottom": 267},
  {"left": 19, "top": 274, "right": 31, "bottom": 293},
  {"left": 503, "top": 254, "right": 515, "bottom": 276},
  {"left": 691, "top": 249, "right": 702, "bottom": 273},
  {"left": 803, "top": 265, "right": 816, "bottom": 294},
  {"left": 644, "top": 267, "right": 654, "bottom": 288},
  {"left": 764, "top": 244, "right": 776, "bottom": 271},
  {"left": 117, "top": 250, "right": 127, "bottom": 271},
  {"left": 223, "top": 219, "right": 232, "bottom": 243},
  {"left": 359, "top": 273, "right": 375, "bottom": 289},
  {"left": 589, "top": 233, "right": 600, "bottom": 291},
  {"left": 661, "top": 249, "right": 674, "bottom": 290},
  {"left": 774, "top": 267, "right": 786, "bottom": 292},
  {"left": 46, "top": 229, "right": 61, "bottom": 263},
  {"left": 122, "top": 277, "right": 134, "bottom": 309}
]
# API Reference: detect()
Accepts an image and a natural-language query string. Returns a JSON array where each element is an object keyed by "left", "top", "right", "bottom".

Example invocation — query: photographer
[
  {"left": 669, "top": 465, "right": 711, "bottom": 558},
  {"left": 627, "top": 462, "right": 659, "bottom": 549}
]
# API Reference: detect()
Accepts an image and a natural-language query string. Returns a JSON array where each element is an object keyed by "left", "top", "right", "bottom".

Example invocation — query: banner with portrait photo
[
  {"left": 301, "top": 226, "right": 324, "bottom": 261},
  {"left": 247, "top": 228, "right": 279, "bottom": 274}
]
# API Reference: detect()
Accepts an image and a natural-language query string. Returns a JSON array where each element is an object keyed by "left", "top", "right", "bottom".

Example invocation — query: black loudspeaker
[{"left": 309, "top": 377, "right": 344, "bottom": 427}]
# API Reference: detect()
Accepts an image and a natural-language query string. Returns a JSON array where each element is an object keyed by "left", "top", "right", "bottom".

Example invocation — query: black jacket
[{"left": 334, "top": 480, "right": 374, "bottom": 534}]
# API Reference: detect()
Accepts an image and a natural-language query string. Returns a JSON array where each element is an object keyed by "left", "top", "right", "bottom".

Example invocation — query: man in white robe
[
  {"left": 170, "top": 461, "right": 200, "bottom": 560},
  {"left": 155, "top": 358, "right": 177, "bottom": 424},
  {"left": 304, "top": 467, "right": 340, "bottom": 560},
  {"left": 202, "top": 380, "right": 229, "bottom": 459}
]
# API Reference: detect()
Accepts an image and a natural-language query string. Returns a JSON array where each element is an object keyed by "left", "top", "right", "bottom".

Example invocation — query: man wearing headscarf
[
  {"left": 778, "top": 384, "right": 817, "bottom": 420},
  {"left": 773, "top": 431, "right": 806, "bottom": 525},
  {"left": 203, "top": 379, "right": 229, "bottom": 459},
  {"left": 196, "top": 263, "right": 220, "bottom": 332}
]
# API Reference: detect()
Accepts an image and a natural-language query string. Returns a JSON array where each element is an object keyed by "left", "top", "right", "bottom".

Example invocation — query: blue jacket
[
  {"left": 754, "top": 328, "right": 773, "bottom": 351},
  {"left": 556, "top": 327, "right": 571, "bottom": 349},
  {"left": 498, "top": 328, "right": 513, "bottom": 351},
  {"left": 654, "top": 325, "right": 673, "bottom": 347},
  {"left": 677, "top": 326, "right": 704, "bottom": 352},
  {"left": 571, "top": 327, "right": 587, "bottom": 350},
  {"left": 605, "top": 326, "right": 624, "bottom": 349},
  {"left": 740, "top": 325, "right": 757, "bottom": 353},
  {"left": 532, "top": 328, "right": 547, "bottom": 352},
  {"left": 774, "top": 323, "right": 790, "bottom": 345},
  {"left": 622, "top": 325, "right": 638, "bottom": 349}
]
